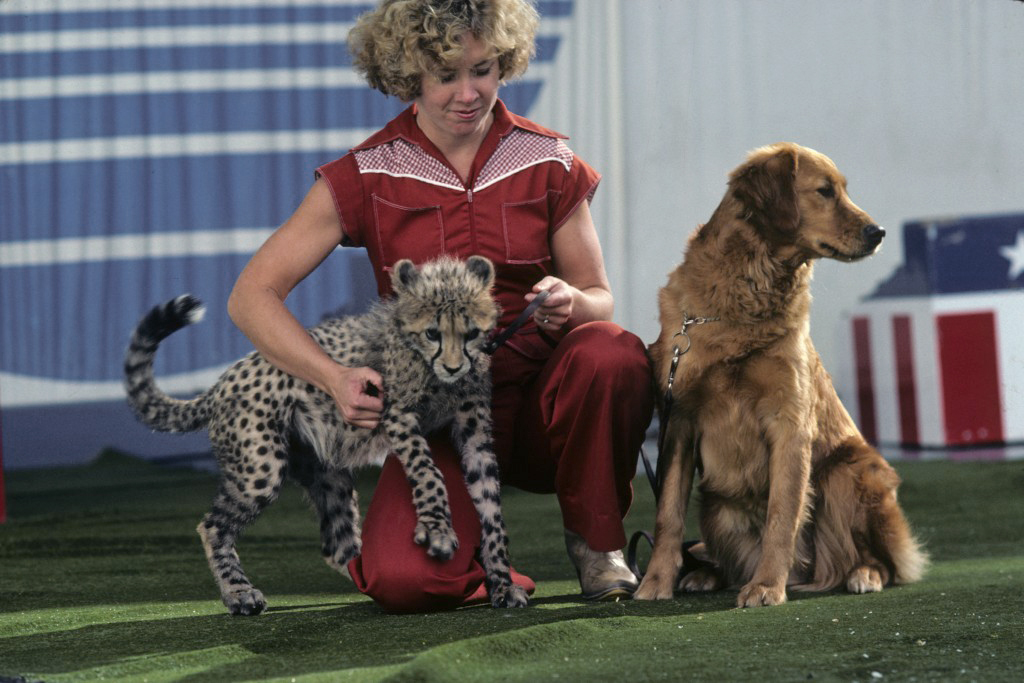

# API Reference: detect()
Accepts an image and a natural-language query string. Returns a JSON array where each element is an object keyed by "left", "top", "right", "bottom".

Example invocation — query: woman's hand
[
  {"left": 540, "top": 199, "right": 614, "bottom": 327},
  {"left": 326, "top": 365, "right": 385, "bottom": 429},
  {"left": 527, "top": 276, "right": 576, "bottom": 331}
]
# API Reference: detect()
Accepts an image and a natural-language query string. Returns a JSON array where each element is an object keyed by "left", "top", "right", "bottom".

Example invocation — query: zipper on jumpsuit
[{"left": 466, "top": 186, "right": 479, "bottom": 254}]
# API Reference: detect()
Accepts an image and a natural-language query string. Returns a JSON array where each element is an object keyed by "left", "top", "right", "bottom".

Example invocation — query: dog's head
[{"left": 728, "top": 142, "right": 884, "bottom": 262}]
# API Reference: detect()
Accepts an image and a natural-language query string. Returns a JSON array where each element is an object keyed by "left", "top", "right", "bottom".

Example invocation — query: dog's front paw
[
  {"left": 846, "top": 566, "right": 883, "bottom": 594},
  {"left": 737, "top": 581, "right": 787, "bottom": 608},
  {"left": 414, "top": 518, "right": 458, "bottom": 560},
  {"left": 634, "top": 572, "right": 675, "bottom": 600},
  {"left": 490, "top": 582, "right": 530, "bottom": 608},
  {"left": 222, "top": 587, "right": 267, "bottom": 616},
  {"left": 678, "top": 567, "right": 723, "bottom": 593}
]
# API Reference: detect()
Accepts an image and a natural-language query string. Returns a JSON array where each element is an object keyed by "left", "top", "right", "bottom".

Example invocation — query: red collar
[{"left": 350, "top": 99, "right": 567, "bottom": 153}]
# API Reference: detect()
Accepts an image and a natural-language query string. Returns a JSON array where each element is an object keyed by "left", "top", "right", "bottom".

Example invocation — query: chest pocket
[
  {"left": 371, "top": 195, "right": 445, "bottom": 268},
  {"left": 502, "top": 192, "right": 556, "bottom": 264}
]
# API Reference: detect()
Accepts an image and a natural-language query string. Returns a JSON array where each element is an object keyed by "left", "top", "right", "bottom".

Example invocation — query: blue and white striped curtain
[{"left": 0, "top": 0, "right": 569, "bottom": 466}]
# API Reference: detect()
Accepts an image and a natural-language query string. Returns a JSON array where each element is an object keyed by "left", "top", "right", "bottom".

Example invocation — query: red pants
[{"left": 348, "top": 322, "right": 653, "bottom": 612}]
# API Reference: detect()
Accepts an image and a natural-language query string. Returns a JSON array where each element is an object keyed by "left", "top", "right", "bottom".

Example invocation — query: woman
[{"left": 228, "top": 0, "right": 653, "bottom": 612}]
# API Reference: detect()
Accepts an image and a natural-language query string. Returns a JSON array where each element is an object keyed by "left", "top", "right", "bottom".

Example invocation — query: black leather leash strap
[
  {"left": 627, "top": 313, "right": 721, "bottom": 580},
  {"left": 482, "top": 289, "right": 551, "bottom": 355}
]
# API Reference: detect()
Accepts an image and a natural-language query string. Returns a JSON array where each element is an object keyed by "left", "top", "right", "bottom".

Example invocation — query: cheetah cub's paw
[
  {"left": 490, "top": 581, "right": 530, "bottom": 608},
  {"left": 414, "top": 518, "right": 458, "bottom": 560},
  {"left": 223, "top": 587, "right": 267, "bottom": 616},
  {"left": 323, "top": 555, "right": 354, "bottom": 581}
]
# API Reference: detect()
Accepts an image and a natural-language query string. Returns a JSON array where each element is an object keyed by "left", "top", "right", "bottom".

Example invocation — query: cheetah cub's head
[{"left": 391, "top": 255, "right": 500, "bottom": 383}]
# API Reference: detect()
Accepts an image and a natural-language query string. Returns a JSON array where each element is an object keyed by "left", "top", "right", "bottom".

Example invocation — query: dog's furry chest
[
  {"left": 668, "top": 324, "right": 819, "bottom": 504},
  {"left": 691, "top": 364, "right": 772, "bottom": 496}
]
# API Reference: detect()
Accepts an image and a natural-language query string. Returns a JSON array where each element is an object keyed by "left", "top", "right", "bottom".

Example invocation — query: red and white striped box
[{"left": 839, "top": 214, "right": 1024, "bottom": 448}]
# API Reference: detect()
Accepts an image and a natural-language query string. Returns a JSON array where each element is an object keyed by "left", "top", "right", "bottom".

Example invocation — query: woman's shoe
[{"left": 564, "top": 529, "right": 638, "bottom": 600}]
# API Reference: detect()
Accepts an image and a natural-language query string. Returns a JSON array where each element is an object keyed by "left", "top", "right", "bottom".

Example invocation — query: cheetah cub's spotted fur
[{"left": 125, "top": 255, "right": 528, "bottom": 614}]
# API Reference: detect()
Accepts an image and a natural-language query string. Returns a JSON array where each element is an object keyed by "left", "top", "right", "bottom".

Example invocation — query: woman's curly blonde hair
[{"left": 349, "top": 0, "right": 539, "bottom": 101}]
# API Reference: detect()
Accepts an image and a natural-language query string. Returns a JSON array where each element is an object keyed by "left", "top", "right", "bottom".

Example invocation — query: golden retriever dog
[{"left": 634, "top": 142, "right": 927, "bottom": 607}]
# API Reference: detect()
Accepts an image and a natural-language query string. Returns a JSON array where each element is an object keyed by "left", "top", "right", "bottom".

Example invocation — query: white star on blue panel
[{"left": 999, "top": 230, "right": 1024, "bottom": 281}]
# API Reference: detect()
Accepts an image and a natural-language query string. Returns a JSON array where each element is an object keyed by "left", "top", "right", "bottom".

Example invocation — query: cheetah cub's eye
[
  {"left": 464, "top": 329, "right": 480, "bottom": 341},
  {"left": 424, "top": 328, "right": 441, "bottom": 342}
]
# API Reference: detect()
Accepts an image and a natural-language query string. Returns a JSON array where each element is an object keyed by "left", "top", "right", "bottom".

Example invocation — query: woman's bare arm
[{"left": 227, "top": 178, "right": 383, "bottom": 428}]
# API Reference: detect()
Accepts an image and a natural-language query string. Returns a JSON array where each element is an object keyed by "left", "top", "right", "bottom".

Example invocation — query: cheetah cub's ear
[
  {"left": 465, "top": 255, "right": 495, "bottom": 289},
  {"left": 392, "top": 259, "right": 420, "bottom": 294}
]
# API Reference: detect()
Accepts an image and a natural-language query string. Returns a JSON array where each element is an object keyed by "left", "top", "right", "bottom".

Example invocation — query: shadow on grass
[{"left": 1, "top": 587, "right": 742, "bottom": 682}]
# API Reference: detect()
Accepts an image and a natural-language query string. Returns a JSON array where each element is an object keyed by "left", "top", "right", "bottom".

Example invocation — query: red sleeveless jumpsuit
[{"left": 316, "top": 100, "right": 653, "bottom": 611}]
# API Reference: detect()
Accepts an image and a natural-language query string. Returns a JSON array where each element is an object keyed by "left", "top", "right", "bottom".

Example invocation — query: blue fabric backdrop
[{"left": 0, "top": 0, "right": 571, "bottom": 467}]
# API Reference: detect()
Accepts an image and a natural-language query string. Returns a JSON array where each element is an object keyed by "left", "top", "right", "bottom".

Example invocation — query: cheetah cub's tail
[{"left": 124, "top": 295, "right": 214, "bottom": 433}]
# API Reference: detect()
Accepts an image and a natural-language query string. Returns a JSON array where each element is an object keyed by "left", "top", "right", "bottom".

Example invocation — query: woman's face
[{"left": 415, "top": 33, "right": 500, "bottom": 149}]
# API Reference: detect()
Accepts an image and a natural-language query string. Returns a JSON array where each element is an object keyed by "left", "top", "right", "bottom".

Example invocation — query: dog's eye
[{"left": 817, "top": 185, "right": 836, "bottom": 199}]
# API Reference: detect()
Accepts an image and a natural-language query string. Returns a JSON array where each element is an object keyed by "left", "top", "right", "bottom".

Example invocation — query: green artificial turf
[{"left": 1, "top": 450, "right": 1022, "bottom": 682}]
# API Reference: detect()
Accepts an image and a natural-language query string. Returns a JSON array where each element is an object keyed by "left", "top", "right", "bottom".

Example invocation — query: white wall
[{"left": 531, "top": 0, "right": 1024, "bottom": 389}]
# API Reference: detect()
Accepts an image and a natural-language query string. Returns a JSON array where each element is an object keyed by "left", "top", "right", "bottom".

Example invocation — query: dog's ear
[{"left": 729, "top": 145, "right": 800, "bottom": 235}]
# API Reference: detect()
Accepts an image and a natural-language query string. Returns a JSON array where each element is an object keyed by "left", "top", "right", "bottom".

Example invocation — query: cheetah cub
[{"left": 125, "top": 255, "right": 528, "bottom": 614}]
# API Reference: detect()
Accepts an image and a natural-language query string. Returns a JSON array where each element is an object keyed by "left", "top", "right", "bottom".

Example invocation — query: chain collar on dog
[{"left": 665, "top": 314, "right": 721, "bottom": 398}]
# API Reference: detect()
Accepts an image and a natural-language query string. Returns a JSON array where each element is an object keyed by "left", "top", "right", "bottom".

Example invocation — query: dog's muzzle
[{"left": 863, "top": 223, "right": 886, "bottom": 250}]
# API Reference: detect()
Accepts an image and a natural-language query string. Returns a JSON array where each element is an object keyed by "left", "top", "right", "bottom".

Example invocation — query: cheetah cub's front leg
[
  {"left": 454, "top": 398, "right": 528, "bottom": 608},
  {"left": 386, "top": 412, "right": 458, "bottom": 559}
]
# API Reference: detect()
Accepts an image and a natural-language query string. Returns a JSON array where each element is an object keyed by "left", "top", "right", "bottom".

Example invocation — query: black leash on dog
[
  {"left": 626, "top": 314, "right": 719, "bottom": 581},
  {"left": 625, "top": 446, "right": 660, "bottom": 579},
  {"left": 482, "top": 289, "right": 551, "bottom": 355}
]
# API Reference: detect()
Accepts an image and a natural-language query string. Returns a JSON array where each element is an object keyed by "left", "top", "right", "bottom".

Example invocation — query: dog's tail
[
  {"left": 124, "top": 295, "right": 214, "bottom": 433},
  {"left": 889, "top": 523, "right": 929, "bottom": 585}
]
